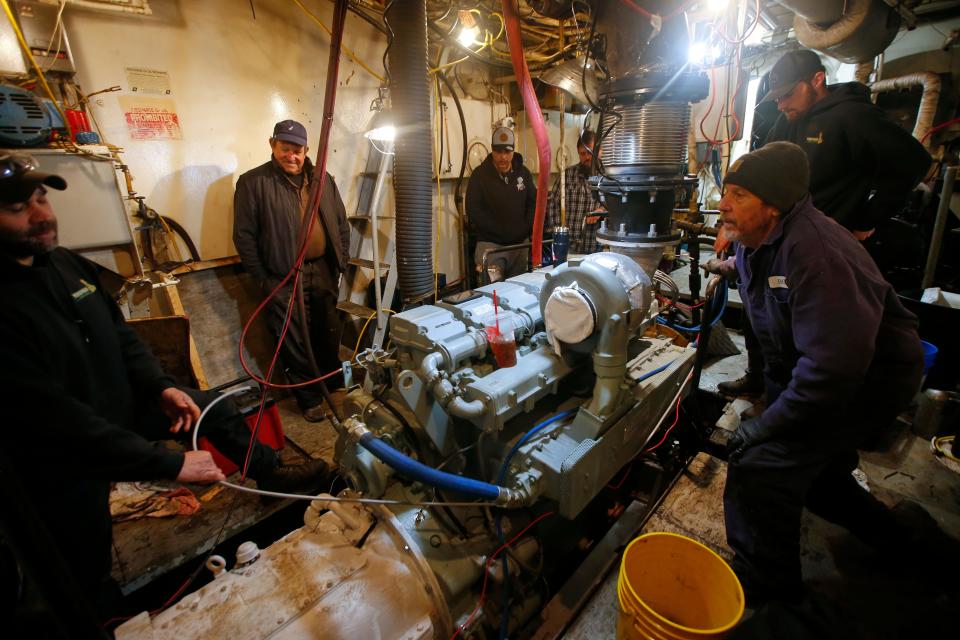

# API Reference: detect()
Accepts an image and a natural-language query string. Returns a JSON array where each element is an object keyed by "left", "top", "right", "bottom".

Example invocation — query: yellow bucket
[{"left": 616, "top": 532, "right": 744, "bottom": 640}]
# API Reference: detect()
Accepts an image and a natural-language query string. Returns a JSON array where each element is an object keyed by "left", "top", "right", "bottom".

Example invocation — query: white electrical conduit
[
  {"left": 189, "top": 387, "right": 495, "bottom": 507},
  {"left": 870, "top": 72, "right": 941, "bottom": 149}
]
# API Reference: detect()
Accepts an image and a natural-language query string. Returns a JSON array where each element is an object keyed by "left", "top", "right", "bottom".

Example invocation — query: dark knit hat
[{"left": 724, "top": 142, "right": 810, "bottom": 212}]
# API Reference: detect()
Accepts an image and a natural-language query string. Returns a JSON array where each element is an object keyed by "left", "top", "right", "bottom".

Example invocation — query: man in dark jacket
[
  {"left": 466, "top": 126, "right": 537, "bottom": 282},
  {"left": 718, "top": 142, "right": 927, "bottom": 605},
  {"left": 233, "top": 120, "right": 350, "bottom": 420},
  {"left": 0, "top": 156, "right": 327, "bottom": 620},
  {"left": 715, "top": 49, "right": 932, "bottom": 396}
]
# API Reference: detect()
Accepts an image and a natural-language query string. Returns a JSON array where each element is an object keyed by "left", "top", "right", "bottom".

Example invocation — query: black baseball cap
[
  {"left": 759, "top": 50, "right": 825, "bottom": 104},
  {"left": 272, "top": 119, "right": 308, "bottom": 146},
  {"left": 0, "top": 153, "right": 67, "bottom": 205}
]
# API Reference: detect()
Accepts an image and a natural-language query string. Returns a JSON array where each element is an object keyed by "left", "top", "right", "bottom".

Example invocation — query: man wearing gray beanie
[{"left": 716, "top": 142, "right": 940, "bottom": 606}]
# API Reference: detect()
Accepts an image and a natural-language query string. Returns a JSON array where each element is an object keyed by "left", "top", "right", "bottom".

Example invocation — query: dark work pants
[
  {"left": 742, "top": 314, "right": 764, "bottom": 375},
  {"left": 134, "top": 386, "right": 279, "bottom": 479},
  {"left": 723, "top": 365, "right": 922, "bottom": 606},
  {"left": 264, "top": 258, "right": 343, "bottom": 410}
]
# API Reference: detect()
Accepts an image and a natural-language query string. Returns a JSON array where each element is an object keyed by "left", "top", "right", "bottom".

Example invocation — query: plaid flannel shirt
[{"left": 547, "top": 164, "right": 600, "bottom": 254}]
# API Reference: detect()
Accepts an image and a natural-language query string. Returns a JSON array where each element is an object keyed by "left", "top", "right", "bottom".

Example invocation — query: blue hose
[
  {"left": 358, "top": 432, "right": 501, "bottom": 501},
  {"left": 496, "top": 409, "right": 578, "bottom": 485},
  {"left": 657, "top": 279, "right": 728, "bottom": 333}
]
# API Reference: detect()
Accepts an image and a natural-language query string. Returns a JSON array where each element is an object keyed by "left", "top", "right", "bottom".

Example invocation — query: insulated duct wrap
[
  {"left": 777, "top": 0, "right": 901, "bottom": 63},
  {"left": 389, "top": 1, "right": 434, "bottom": 301}
]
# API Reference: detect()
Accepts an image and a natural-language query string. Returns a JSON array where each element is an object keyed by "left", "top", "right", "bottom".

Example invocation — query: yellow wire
[
  {"left": 434, "top": 75, "right": 442, "bottom": 302},
  {"left": 290, "top": 0, "right": 385, "bottom": 83},
  {"left": 1, "top": 0, "right": 72, "bottom": 140},
  {"left": 352, "top": 309, "right": 395, "bottom": 358}
]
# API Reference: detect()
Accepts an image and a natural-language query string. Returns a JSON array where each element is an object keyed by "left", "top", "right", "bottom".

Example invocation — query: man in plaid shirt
[{"left": 548, "top": 131, "right": 603, "bottom": 255}]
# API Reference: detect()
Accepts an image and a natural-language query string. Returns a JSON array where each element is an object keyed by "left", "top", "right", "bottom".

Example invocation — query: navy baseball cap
[
  {"left": 759, "top": 50, "right": 825, "bottom": 104},
  {"left": 272, "top": 119, "right": 308, "bottom": 146},
  {"left": 0, "top": 153, "right": 66, "bottom": 205}
]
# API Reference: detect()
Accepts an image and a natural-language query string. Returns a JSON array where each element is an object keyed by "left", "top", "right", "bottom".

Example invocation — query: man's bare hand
[
  {"left": 852, "top": 228, "right": 875, "bottom": 241},
  {"left": 176, "top": 450, "right": 226, "bottom": 484},
  {"left": 159, "top": 387, "right": 201, "bottom": 433}
]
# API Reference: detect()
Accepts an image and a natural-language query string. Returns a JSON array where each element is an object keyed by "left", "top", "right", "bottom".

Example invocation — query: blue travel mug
[{"left": 553, "top": 226, "right": 570, "bottom": 265}]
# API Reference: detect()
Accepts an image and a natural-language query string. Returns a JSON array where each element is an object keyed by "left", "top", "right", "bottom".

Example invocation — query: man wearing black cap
[
  {"left": 761, "top": 48, "right": 931, "bottom": 241},
  {"left": 0, "top": 153, "right": 327, "bottom": 619},
  {"left": 234, "top": 120, "right": 349, "bottom": 420},
  {"left": 466, "top": 126, "right": 537, "bottom": 282},
  {"left": 713, "top": 49, "right": 932, "bottom": 397},
  {"left": 716, "top": 142, "right": 929, "bottom": 605}
]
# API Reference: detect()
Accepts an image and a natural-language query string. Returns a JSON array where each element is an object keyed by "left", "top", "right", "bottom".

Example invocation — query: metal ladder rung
[
  {"left": 348, "top": 214, "right": 396, "bottom": 221},
  {"left": 337, "top": 300, "right": 376, "bottom": 318},
  {"left": 348, "top": 257, "right": 391, "bottom": 270}
]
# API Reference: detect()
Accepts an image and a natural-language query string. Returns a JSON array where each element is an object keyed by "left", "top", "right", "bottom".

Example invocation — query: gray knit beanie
[{"left": 724, "top": 142, "right": 810, "bottom": 212}]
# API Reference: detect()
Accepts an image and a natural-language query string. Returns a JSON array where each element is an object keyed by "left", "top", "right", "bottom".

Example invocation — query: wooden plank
[
  {"left": 110, "top": 477, "right": 291, "bottom": 594},
  {"left": 161, "top": 285, "right": 209, "bottom": 390}
]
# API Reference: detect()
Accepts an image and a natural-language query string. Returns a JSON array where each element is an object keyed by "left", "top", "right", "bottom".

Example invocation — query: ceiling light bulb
[
  {"left": 364, "top": 124, "right": 396, "bottom": 142},
  {"left": 688, "top": 42, "right": 708, "bottom": 65},
  {"left": 707, "top": 0, "right": 729, "bottom": 13},
  {"left": 458, "top": 26, "right": 479, "bottom": 47}
]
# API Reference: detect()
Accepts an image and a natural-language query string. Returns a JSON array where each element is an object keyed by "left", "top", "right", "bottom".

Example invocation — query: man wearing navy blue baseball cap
[{"left": 234, "top": 120, "right": 350, "bottom": 421}]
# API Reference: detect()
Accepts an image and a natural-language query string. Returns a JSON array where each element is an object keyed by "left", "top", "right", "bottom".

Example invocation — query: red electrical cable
[
  {"left": 238, "top": 0, "right": 350, "bottom": 479},
  {"left": 451, "top": 511, "right": 555, "bottom": 639},
  {"left": 501, "top": 0, "right": 551, "bottom": 269},
  {"left": 920, "top": 116, "right": 960, "bottom": 143},
  {"left": 643, "top": 389, "right": 684, "bottom": 453},
  {"left": 620, "top": 0, "right": 655, "bottom": 19}
]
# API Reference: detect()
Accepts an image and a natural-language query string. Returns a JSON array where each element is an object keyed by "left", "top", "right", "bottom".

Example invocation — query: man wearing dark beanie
[
  {"left": 715, "top": 143, "right": 947, "bottom": 606},
  {"left": 715, "top": 49, "right": 931, "bottom": 398}
]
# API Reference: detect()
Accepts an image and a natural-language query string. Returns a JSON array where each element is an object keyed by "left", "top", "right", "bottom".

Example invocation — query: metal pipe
[
  {"left": 922, "top": 165, "right": 957, "bottom": 290},
  {"left": 369, "top": 147, "right": 393, "bottom": 334},
  {"left": 870, "top": 72, "right": 942, "bottom": 149}
]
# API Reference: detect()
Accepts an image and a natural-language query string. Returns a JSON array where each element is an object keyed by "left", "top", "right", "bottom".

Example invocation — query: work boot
[
  {"left": 302, "top": 404, "right": 328, "bottom": 423},
  {"left": 717, "top": 370, "right": 764, "bottom": 397},
  {"left": 256, "top": 458, "right": 331, "bottom": 494}
]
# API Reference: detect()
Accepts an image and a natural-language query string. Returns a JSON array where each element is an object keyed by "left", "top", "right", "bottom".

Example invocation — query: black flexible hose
[
  {"left": 390, "top": 0, "right": 435, "bottom": 301},
  {"left": 159, "top": 215, "right": 201, "bottom": 262},
  {"left": 438, "top": 70, "right": 469, "bottom": 290}
]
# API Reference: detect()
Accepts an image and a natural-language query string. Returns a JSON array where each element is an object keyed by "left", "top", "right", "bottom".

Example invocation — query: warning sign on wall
[
  {"left": 119, "top": 96, "right": 182, "bottom": 140},
  {"left": 125, "top": 67, "right": 172, "bottom": 95}
]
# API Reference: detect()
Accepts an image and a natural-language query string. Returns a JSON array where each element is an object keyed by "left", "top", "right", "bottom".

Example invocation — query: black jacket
[
  {"left": 765, "top": 82, "right": 931, "bottom": 232},
  {"left": 466, "top": 152, "right": 537, "bottom": 245},
  {"left": 0, "top": 248, "right": 184, "bottom": 586},
  {"left": 233, "top": 157, "right": 349, "bottom": 291}
]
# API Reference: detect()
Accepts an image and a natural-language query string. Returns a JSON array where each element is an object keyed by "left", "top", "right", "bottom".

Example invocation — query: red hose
[{"left": 501, "top": 0, "right": 551, "bottom": 268}]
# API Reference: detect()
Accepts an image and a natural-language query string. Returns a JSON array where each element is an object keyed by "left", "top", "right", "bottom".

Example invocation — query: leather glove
[
  {"left": 726, "top": 418, "right": 764, "bottom": 461},
  {"left": 701, "top": 257, "right": 738, "bottom": 283}
]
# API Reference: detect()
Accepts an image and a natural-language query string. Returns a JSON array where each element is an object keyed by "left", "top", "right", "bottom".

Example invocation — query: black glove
[{"left": 726, "top": 418, "right": 764, "bottom": 461}]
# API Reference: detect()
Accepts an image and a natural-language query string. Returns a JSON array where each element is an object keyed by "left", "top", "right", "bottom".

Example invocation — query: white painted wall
[
  {"left": 64, "top": 0, "right": 384, "bottom": 260},
  {"left": 57, "top": 1, "right": 589, "bottom": 286}
]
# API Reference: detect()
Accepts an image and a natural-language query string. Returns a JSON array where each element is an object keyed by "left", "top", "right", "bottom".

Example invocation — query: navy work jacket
[{"left": 735, "top": 194, "right": 922, "bottom": 442}]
